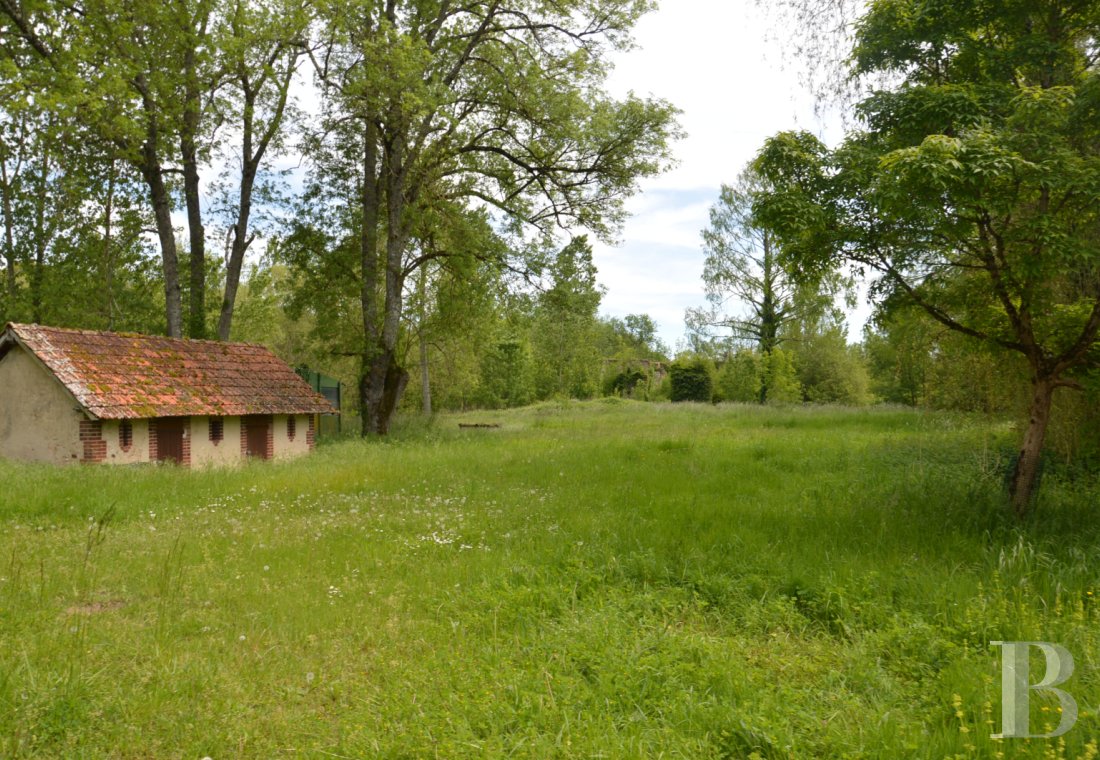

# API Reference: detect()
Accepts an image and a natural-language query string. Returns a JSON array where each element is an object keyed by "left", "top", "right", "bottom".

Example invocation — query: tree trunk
[
  {"left": 30, "top": 152, "right": 47, "bottom": 324},
  {"left": 418, "top": 266, "right": 432, "bottom": 415},
  {"left": 374, "top": 136, "right": 409, "bottom": 432},
  {"left": 1009, "top": 377, "right": 1056, "bottom": 517},
  {"left": 217, "top": 160, "right": 257, "bottom": 341},
  {"left": 135, "top": 90, "right": 183, "bottom": 338},
  {"left": 358, "top": 117, "right": 382, "bottom": 436},
  {"left": 102, "top": 163, "right": 116, "bottom": 330},
  {"left": 141, "top": 157, "right": 184, "bottom": 338},
  {"left": 419, "top": 337, "right": 432, "bottom": 415},
  {"left": 1, "top": 160, "right": 16, "bottom": 310},
  {"left": 182, "top": 130, "right": 206, "bottom": 339},
  {"left": 360, "top": 123, "right": 411, "bottom": 436},
  {"left": 180, "top": 26, "right": 209, "bottom": 340}
]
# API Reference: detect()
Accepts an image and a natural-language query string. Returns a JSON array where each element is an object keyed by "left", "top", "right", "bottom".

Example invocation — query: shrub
[
  {"left": 476, "top": 338, "right": 533, "bottom": 408},
  {"left": 606, "top": 368, "right": 648, "bottom": 398},
  {"left": 715, "top": 350, "right": 762, "bottom": 403},
  {"left": 796, "top": 330, "right": 872, "bottom": 405},
  {"left": 669, "top": 357, "right": 714, "bottom": 403},
  {"left": 761, "top": 349, "right": 801, "bottom": 404}
]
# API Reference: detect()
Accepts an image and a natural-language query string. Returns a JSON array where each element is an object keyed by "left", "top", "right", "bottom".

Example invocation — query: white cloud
[{"left": 591, "top": 0, "right": 866, "bottom": 349}]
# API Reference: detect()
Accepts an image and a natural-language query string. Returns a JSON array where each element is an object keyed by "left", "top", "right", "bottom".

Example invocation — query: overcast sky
[{"left": 591, "top": 0, "right": 862, "bottom": 350}]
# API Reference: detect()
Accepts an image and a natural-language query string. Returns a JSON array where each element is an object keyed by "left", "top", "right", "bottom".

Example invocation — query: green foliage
[
  {"left": 864, "top": 304, "right": 1028, "bottom": 413},
  {"left": 669, "top": 356, "right": 715, "bottom": 403},
  {"left": 1048, "top": 374, "right": 1100, "bottom": 469},
  {"left": 754, "top": 0, "right": 1100, "bottom": 509},
  {"left": 761, "top": 348, "right": 802, "bottom": 404},
  {"left": 598, "top": 313, "right": 669, "bottom": 362},
  {"left": 605, "top": 368, "right": 648, "bottom": 398},
  {"left": 714, "top": 350, "right": 762, "bottom": 403},
  {"left": 688, "top": 167, "right": 841, "bottom": 357},
  {"left": 299, "top": 0, "right": 681, "bottom": 432},
  {"left": 863, "top": 308, "right": 934, "bottom": 406},
  {"left": 477, "top": 337, "right": 534, "bottom": 409},
  {"left": 795, "top": 328, "right": 872, "bottom": 405},
  {"left": 531, "top": 237, "right": 603, "bottom": 400}
]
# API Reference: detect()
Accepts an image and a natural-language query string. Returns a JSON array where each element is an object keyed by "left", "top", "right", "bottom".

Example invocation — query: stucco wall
[
  {"left": 190, "top": 415, "right": 243, "bottom": 467},
  {"left": 0, "top": 346, "right": 84, "bottom": 464},
  {"left": 102, "top": 419, "right": 151, "bottom": 464},
  {"left": 273, "top": 414, "right": 311, "bottom": 460}
]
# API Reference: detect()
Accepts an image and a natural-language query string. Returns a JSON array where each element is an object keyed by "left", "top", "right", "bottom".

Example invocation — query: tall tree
[
  {"left": 688, "top": 168, "right": 836, "bottom": 402},
  {"left": 755, "top": 0, "right": 1100, "bottom": 514},
  {"left": 1, "top": 0, "right": 204, "bottom": 335},
  {"left": 1, "top": 0, "right": 305, "bottom": 339},
  {"left": 306, "top": 0, "right": 678, "bottom": 435},
  {"left": 531, "top": 236, "right": 603, "bottom": 399},
  {"left": 214, "top": 0, "right": 307, "bottom": 340}
]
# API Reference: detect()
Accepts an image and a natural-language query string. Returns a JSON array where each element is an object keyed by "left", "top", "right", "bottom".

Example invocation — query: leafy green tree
[
  {"left": 755, "top": 0, "right": 1100, "bottom": 514},
  {"left": 760, "top": 348, "right": 802, "bottom": 404},
  {"left": 478, "top": 337, "right": 534, "bottom": 409},
  {"left": 304, "top": 0, "right": 680, "bottom": 434},
  {"left": 531, "top": 236, "right": 603, "bottom": 400},
  {"left": 863, "top": 306, "right": 935, "bottom": 406},
  {"left": 689, "top": 167, "right": 840, "bottom": 402},
  {"left": 595, "top": 313, "right": 669, "bottom": 395},
  {"left": 1, "top": 0, "right": 306, "bottom": 339},
  {"left": 690, "top": 170, "right": 803, "bottom": 354},
  {"left": 793, "top": 326, "right": 871, "bottom": 405},
  {"left": 715, "top": 350, "right": 762, "bottom": 403},
  {"left": 213, "top": 0, "right": 307, "bottom": 340}
]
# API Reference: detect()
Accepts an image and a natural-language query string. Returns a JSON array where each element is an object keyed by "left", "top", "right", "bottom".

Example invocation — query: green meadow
[{"left": 2, "top": 401, "right": 1099, "bottom": 758}]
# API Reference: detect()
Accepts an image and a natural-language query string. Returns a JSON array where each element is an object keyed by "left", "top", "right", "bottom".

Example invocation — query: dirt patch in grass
[{"left": 65, "top": 599, "right": 126, "bottom": 615}]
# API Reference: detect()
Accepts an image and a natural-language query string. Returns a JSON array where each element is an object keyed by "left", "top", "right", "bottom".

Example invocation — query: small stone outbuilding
[{"left": 0, "top": 323, "right": 336, "bottom": 466}]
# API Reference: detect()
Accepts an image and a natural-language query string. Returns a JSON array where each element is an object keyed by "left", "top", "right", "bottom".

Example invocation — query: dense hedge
[{"left": 669, "top": 359, "right": 713, "bottom": 403}]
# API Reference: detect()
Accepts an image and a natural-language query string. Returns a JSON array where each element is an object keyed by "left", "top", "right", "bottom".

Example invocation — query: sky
[
  {"left": 260, "top": 1, "right": 865, "bottom": 351},
  {"left": 590, "top": 0, "right": 863, "bottom": 350}
]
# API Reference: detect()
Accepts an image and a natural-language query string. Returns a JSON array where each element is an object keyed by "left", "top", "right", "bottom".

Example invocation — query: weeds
[{"left": 0, "top": 402, "right": 1098, "bottom": 757}]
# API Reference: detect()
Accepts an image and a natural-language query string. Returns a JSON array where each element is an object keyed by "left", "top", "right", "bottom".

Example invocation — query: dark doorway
[
  {"left": 156, "top": 418, "right": 185, "bottom": 464},
  {"left": 244, "top": 415, "right": 272, "bottom": 460}
]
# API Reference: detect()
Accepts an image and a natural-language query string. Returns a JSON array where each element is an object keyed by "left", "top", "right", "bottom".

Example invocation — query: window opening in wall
[{"left": 210, "top": 417, "right": 224, "bottom": 445}]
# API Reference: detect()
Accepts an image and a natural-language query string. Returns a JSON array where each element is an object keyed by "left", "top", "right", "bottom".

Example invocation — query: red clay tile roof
[{"left": 1, "top": 323, "right": 336, "bottom": 419}]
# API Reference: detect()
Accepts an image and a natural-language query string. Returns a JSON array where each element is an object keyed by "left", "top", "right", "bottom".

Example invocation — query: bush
[
  {"left": 796, "top": 330, "right": 872, "bottom": 405},
  {"left": 476, "top": 338, "right": 533, "bottom": 408},
  {"left": 605, "top": 368, "right": 648, "bottom": 398},
  {"left": 761, "top": 349, "right": 801, "bottom": 404},
  {"left": 669, "top": 357, "right": 714, "bottom": 403},
  {"left": 715, "top": 350, "right": 761, "bottom": 403}
]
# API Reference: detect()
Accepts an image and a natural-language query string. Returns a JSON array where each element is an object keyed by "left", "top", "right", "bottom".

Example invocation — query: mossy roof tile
[{"left": 3, "top": 323, "right": 335, "bottom": 420}]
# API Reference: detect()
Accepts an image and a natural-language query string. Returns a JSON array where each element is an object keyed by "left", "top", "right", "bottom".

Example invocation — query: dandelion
[{"left": 239, "top": 634, "right": 246, "bottom": 641}]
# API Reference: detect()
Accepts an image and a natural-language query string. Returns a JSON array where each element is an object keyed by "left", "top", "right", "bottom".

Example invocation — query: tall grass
[{"left": 1, "top": 401, "right": 1098, "bottom": 757}]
